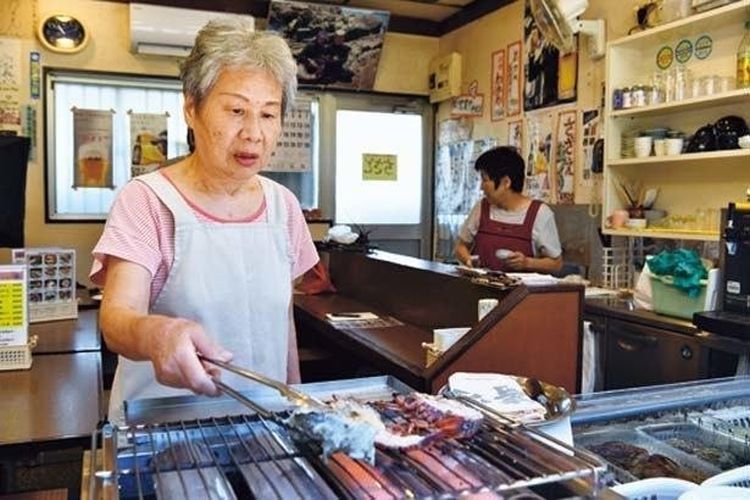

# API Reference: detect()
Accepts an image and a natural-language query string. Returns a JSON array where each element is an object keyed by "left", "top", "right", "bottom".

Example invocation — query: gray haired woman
[{"left": 92, "top": 18, "right": 319, "bottom": 425}]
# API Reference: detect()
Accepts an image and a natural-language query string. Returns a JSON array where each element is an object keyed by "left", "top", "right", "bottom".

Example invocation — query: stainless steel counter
[{"left": 0, "top": 352, "right": 103, "bottom": 445}]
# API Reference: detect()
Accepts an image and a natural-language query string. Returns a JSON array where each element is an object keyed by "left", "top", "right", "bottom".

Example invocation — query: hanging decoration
[
  {"left": 490, "top": 49, "right": 506, "bottom": 122},
  {"left": 266, "top": 100, "right": 312, "bottom": 172},
  {"left": 72, "top": 108, "right": 114, "bottom": 188},
  {"left": 129, "top": 111, "right": 169, "bottom": 178},
  {"left": 554, "top": 109, "right": 577, "bottom": 204},
  {"left": 506, "top": 41, "right": 522, "bottom": 116}
]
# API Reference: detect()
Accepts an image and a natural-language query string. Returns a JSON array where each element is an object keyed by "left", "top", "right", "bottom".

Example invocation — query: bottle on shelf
[{"left": 738, "top": 20, "right": 750, "bottom": 89}]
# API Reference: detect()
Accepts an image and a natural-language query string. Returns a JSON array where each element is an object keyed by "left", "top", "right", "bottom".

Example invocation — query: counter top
[
  {"left": 30, "top": 308, "right": 100, "bottom": 354},
  {"left": 0, "top": 352, "right": 102, "bottom": 445},
  {"left": 585, "top": 296, "right": 699, "bottom": 335}
]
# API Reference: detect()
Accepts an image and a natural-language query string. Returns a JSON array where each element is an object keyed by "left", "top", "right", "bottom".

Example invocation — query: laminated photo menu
[
  {"left": 12, "top": 248, "right": 78, "bottom": 323},
  {"left": 0, "top": 265, "right": 27, "bottom": 347}
]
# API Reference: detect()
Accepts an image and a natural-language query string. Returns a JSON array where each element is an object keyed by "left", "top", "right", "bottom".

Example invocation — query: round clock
[{"left": 37, "top": 15, "right": 89, "bottom": 53}]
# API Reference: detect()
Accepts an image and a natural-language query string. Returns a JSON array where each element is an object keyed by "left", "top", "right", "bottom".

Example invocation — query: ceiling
[{"left": 105, "top": 0, "right": 517, "bottom": 36}]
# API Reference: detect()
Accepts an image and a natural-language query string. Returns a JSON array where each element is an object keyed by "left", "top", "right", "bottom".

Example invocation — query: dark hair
[{"left": 474, "top": 146, "right": 525, "bottom": 192}]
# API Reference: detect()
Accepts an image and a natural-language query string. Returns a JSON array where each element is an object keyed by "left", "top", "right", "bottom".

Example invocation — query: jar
[
  {"left": 632, "top": 85, "right": 647, "bottom": 107},
  {"left": 622, "top": 87, "right": 633, "bottom": 108},
  {"left": 612, "top": 88, "right": 624, "bottom": 109},
  {"left": 642, "top": 85, "right": 654, "bottom": 105}
]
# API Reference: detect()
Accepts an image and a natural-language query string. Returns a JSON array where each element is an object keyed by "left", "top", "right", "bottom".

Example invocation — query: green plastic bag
[{"left": 646, "top": 249, "right": 708, "bottom": 298}]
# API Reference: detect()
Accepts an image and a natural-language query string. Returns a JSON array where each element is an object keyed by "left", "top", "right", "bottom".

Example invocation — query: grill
[{"left": 88, "top": 377, "right": 607, "bottom": 499}]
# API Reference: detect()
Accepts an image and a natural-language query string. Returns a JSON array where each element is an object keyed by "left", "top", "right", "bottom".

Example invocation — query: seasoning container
[
  {"left": 632, "top": 85, "right": 647, "bottom": 107},
  {"left": 612, "top": 88, "right": 624, "bottom": 109},
  {"left": 622, "top": 86, "right": 633, "bottom": 108}
]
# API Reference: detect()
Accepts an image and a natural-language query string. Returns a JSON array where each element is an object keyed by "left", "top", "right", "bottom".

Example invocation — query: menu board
[
  {"left": 0, "top": 265, "right": 27, "bottom": 347},
  {"left": 12, "top": 248, "right": 77, "bottom": 323}
]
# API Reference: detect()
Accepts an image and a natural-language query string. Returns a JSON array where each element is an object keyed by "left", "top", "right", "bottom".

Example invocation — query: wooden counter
[
  {"left": 0, "top": 352, "right": 102, "bottom": 445},
  {"left": 294, "top": 250, "right": 584, "bottom": 393},
  {"left": 30, "top": 309, "right": 100, "bottom": 354}
]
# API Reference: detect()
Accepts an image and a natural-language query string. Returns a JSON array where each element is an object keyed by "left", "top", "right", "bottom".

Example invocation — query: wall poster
[
  {"left": 266, "top": 100, "right": 312, "bottom": 172},
  {"left": 523, "top": 0, "right": 578, "bottom": 111},
  {"left": 266, "top": 0, "right": 389, "bottom": 90},
  {"left": 490, "top": 49, "right": 505, "bottom": 122},
  {"left": 554, "top": 109, "right": 577, "bottom": 204},
  {"left": 0, "top": 37, "right": 21, "bottom": 133},
  {"left": 129, "top": 111, "right": 168, "bottom": 178},
  {"left": 72, "top": 108, "right": 114, "bottom": 188},
  {"left": 451, "top": 80, "right": 484, "bottom": 118},
  {"left": 506, "top": 41, "right": 522, "bottom": 116},
  {"left": 524, "top": 110, "right": 555, "bottom": 203},
  {"left": 507, "top": 119, "right": 523, "bottom": 153}
]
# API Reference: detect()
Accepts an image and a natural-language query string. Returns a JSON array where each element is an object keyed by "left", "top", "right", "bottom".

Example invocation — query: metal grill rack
[{"left": 89, "top": 409, "right": 607, "bottom": 499}]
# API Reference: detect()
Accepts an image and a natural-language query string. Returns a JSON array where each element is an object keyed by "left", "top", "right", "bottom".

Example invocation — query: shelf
[
  {"left": 609, "top": 0, "right": 750, "bottom": 50},
  {"left": 609, "top": 89, "right": 750, "bottom": 119},
  {"left": 603, "top": 228, "right": 720, "bottom": 241},
  {"left": 608, "top": 149, "right": 750, "bottom": 167}
]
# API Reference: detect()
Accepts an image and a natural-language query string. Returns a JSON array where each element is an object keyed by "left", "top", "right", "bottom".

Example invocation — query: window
[
  {"left": 45, "top": 70, "right": 188, "bottom": 221},
  {"left": 44, "top": 70, "right": 320, "bottom": 221}
]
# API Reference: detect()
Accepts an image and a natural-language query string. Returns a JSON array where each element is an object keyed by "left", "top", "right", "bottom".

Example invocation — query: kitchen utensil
[{"left": 199, "top": 354, "right": 328, "bottom": 411}]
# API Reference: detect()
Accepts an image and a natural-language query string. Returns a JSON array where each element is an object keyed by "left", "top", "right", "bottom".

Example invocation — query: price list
[
  {"left": 0, "top": 266, "right": 27, "bottom": 346},
  {"left": 0, "top": 282, "right": 24, "bottom": 327}
]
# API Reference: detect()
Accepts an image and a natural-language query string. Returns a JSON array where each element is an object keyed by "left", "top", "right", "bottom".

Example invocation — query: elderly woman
[{"left": 91, "top": 19, "right": 318, "bottom": 424}]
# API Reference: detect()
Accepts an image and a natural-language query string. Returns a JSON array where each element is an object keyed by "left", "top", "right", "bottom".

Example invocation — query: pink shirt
[{"left": 90, "top": 171, "right": 319, "bottom": 305}]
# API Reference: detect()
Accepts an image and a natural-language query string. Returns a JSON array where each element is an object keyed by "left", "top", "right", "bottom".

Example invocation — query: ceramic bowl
[{"left": 739, "top": 134, "right": 750, "bottom": 149}]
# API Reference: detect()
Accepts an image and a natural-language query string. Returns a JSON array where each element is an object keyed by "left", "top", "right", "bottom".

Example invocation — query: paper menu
[
  {"left": 12, "top": 247, "right": 78, "bottom": 322},
  {"left": 0, "top": 265, "right": 28, "bottom": 347}
]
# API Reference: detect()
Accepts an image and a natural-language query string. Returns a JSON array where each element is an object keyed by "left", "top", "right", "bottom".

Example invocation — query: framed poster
[
  {"left": 490, "top": 49, "right": 506, "bottom": 122},
  {"left": 523, "top": 0, "right": 578, "bottom": 111},
  {"left": 506, "top": 41, "right": 522, "bottom": 117}
]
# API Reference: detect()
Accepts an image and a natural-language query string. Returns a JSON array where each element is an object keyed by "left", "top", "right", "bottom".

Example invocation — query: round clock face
[{"left": 38, "top": 15, "right": 89, "bottom": 53}]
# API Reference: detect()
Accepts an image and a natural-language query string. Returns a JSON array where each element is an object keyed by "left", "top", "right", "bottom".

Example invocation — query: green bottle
[{"left": 739, "top": 20, "right": 750, "bottom": 89}]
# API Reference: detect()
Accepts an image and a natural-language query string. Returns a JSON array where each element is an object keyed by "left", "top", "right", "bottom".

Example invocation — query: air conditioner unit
[{"left": 129, "top": 3, "right": 254, "bottom": 57}]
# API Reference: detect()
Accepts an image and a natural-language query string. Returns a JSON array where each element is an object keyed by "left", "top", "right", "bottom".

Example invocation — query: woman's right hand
[{"left": 144, "top": 316, "right": 233, "bottom": 396}]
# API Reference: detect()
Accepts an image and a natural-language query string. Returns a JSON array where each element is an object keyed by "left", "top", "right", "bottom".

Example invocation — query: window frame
[{"left": 43, "top": 67, "right": 185, "bottom": 223}]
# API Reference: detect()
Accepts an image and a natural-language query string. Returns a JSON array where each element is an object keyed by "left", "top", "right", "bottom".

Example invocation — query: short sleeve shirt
[
  {"left": 90, "top": 171, "right": 319, "bottom": 305},
  {"left": 458, "top": 199, "right": 562, "bottom": 259}
]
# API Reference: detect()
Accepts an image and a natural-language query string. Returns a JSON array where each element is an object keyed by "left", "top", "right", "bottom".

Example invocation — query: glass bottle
[{"left": 738, "top": 20, "right": 750, "bottom": 89}]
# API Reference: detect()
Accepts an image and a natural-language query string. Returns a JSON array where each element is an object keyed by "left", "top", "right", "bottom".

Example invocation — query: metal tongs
[{"left": 198, "top": 354, "right": 329, "bottom": 417}]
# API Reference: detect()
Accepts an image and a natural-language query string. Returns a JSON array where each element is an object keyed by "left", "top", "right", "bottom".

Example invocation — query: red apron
[{"left": 474, "top": 199, "right": 541, "bottom": 271}]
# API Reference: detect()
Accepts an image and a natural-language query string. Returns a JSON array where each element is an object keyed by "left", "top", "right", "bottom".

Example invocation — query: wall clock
[{"left": 37, "top": 15, "right": 89, "bottom": 54}]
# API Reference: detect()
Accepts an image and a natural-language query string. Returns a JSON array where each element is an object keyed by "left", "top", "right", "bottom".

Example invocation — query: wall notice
[{"left": 362, "top": 153, "right": 397, "bottom": 181}]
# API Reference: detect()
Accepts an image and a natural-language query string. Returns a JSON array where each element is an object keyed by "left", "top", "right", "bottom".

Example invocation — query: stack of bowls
[{"left": 621, "top": 130, "right": 639, "bottom": 158}]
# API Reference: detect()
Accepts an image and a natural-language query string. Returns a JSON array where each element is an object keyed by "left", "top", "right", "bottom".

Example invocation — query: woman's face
[
  {"left": 480, "top": 172, "right": 509, "bottom": 206},
  {"left": 185, "top": 66, "right": 283, "bottom": 181}
]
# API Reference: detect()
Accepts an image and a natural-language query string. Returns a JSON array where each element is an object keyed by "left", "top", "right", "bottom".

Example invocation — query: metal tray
[
  {"left": 124, "top": 375, "right": 413, "bottom": 425},
  {"left": 574, "top": 426, "right": 721, "bottom": 484},
  {"left": 691, "top": 405, "right": 750, "bottom": 445},
  {"left": 638, "top": 422, "right": 750, "bottom": 471}
]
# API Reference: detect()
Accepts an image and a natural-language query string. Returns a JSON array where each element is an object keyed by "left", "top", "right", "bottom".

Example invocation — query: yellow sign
[
  {"left": 362, "top": 153, "right": 397, "bottom": 181},
  {"left": 0, "top": 265, "right": 27, "bottom": 346}
]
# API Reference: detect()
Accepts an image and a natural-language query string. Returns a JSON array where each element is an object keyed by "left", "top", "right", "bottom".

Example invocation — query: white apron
[{"left": 108, "top": 172, "right": 292, "bottom": 425}]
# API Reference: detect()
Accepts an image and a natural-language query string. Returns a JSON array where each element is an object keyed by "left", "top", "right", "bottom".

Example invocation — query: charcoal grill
[{"left": 87, "top": 377, "right": 607, "bottom": 499}]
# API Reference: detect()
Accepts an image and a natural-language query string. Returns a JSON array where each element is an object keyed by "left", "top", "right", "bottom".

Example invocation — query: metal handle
[
  {"left": 198, "top": 354, "right": 327, "bottom": 410},
  {"left": 615, "top": 331, "right": 658, "bottom": 352}
]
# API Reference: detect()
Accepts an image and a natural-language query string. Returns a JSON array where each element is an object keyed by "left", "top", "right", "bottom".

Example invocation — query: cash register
[{"left": 694, "top": 202, "right": 750, "bottom": 338}]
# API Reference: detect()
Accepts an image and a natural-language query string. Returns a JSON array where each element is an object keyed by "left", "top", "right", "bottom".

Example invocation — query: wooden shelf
[
  {"left": 608, "top": 149, "right": 750, "bottom": 167},
  {"left": 609, "top": 0, "right": 750, "bottom": 50},
  {"left": 609, "top": 89, "right": 750, "bottom": 119},
  {"left": 604, "top": 228, "right": 720, "bottom": 241}
]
